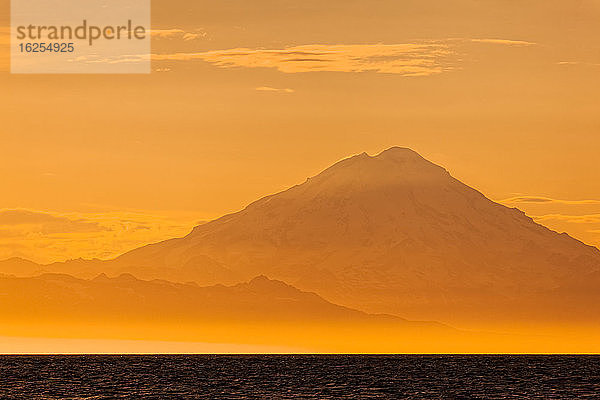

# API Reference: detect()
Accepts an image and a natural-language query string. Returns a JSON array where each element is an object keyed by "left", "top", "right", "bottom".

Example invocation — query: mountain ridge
[{"left": 0, "top": 271, "right": 425, "bottom": 328}]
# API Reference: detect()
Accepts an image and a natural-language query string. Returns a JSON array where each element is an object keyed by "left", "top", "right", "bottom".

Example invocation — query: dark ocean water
[{"left": 0, "top": 355, "right": 599, "bottom": 399}]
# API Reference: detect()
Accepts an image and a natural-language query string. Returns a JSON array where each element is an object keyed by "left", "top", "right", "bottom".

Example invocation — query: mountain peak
[
  {"left": 115, "top": 273, "right": 139, "bottom": 282},
  {"left": 374, "top": 147, "right": 446, "bottom": 172},
  {"left": 307, "top": 147, "right": 448, "bottom": 193},
  {"left": 249, "top": 274, "right": 271, "bottom": 283},
  {"left": 243, "top": 275, "right": 309, "bottom": 297},
  {"left": 375, "top": 146, "right": 421, "bottom": 159},
  {"left": 92, "top": 273, "right": 110, "bottom": 282},
  {"left": 246, "top": 275, "right": 292, "bottom": 290},
  {"left": 343, "top": 147, "right": 422, "bottom": 162}
]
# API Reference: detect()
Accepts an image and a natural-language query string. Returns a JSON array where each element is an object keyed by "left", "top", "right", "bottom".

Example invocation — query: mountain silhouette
[
  {"left": 1, "top": 273, "right": 470, "bottom": 352},
  {"left": 0, "top": 273, "right": 383, "bottom": 322},
  {"left": 3, "top": 147, "right": 600, "bottom": 326}
]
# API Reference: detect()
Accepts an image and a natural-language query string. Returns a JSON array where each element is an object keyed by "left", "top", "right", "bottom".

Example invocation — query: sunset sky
[{"left": 1, "top": 0, "right": 600, "bottom": 263}]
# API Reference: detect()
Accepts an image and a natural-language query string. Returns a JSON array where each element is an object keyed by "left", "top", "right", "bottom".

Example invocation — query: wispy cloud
[
  {"left": 470, "top": 39, "right": 535, "bottom": 46},
  {"left": 150, "top": 28, "right": 207, "bottom": 41},
  {"left": 500, "top": 196, "right": 600, "bottom": 206},
  {"left": 557, "top": 61, "right": 600, "bottom": 67},
  {"left": 255, "top": 86, "right": 295, "bottom": 93},
  {"left": 150, "top": 29, "right": 185, "bottom": 38},
  {"left": 68, "top": 38, "right": 539, "bottom": 75},
  {"left": 532, "top": 214, "right": 600, "bottom": 224},
  {"left": 182, "top": 32, "right": 206, "bottom": 41},
  {"left": 0, "top": 209, "right": 106, "bottom": 234},
  {"left": 151, "top": 43, "right": 454, "bottom": 76},
  {"left": 0, "top": 209, "right": 200, "bottom": 264}
]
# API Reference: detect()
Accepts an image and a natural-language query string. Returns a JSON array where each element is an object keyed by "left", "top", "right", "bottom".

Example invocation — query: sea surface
[{"left": 0, "top": 355, "right": 599, "bottom": 399}]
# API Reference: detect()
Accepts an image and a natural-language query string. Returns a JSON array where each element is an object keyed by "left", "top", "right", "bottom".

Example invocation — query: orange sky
[{"left": 1, "top": 0, "right": 600, "bottom": 262}]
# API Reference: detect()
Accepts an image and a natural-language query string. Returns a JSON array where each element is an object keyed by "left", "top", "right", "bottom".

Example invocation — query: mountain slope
[{"left": 3, "top": 147, "right": 600, "bottom": 326}]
